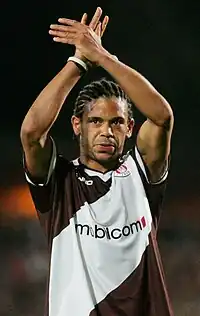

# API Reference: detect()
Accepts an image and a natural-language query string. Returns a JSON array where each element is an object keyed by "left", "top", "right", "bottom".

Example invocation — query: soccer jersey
[{"left": 24, "top": 139, "right": 173, "bottom": 316}]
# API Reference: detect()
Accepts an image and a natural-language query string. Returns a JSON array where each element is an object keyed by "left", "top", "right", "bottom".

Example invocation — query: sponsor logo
[
  {"left": 75, "top": 216, "right": 146, "bottom": 240},
  {"left": 115, "top": 164, "right": 130, "bottom": 177}
]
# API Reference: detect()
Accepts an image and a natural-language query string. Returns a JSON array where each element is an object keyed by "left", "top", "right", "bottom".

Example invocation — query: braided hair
[{"left": 73, "top": 78, "right": 133, "bottom": 120}]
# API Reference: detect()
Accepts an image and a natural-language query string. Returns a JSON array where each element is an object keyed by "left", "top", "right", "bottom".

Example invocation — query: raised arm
[
  {"left": 98, "top": 55, "right": 174, "bottom": 182},
  {"left": 20, "top": 7, "right": 108, "bottom": 181}
]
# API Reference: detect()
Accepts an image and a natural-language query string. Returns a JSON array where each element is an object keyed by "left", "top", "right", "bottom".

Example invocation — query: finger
[
  {"left": 49, "top": 30, "right": 69, "bottom": 38},
  {"left": 101, "top": 15, "right": 109, "bottom": 36},
  {"left": 95, "top": 22, "right": 101, "bottom": 37},
  {"left": 81, "top": 13, "right": 87, "bottom": 24},
  {"left": 58, "top": 18, "right": 78, "bottom": 26},
  {"left": 53, "top": 36, "right": 75, "bottom": 44},
  {"left": 89, "top": 7, "right": 102, "bottom": 30},
  {"left": 50, "top": 24, "right": 76, "bottom": 32}
]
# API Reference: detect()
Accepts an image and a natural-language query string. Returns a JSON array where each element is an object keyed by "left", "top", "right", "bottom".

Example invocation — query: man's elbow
[
  {"left": 156, "top": 97, "right": 174, "bottom": 130},
  {"left": 162, "top": 105, "right": 174, "bottom": 131},
  {"left": 20, "top": 119, "right": 41, "bottom": 146}
]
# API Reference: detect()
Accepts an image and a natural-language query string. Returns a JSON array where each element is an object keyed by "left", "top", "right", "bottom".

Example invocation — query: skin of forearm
[
  {"left": 98, "top": 51, "right": 173, "bottom": 126},
  {"left": 21, "top": 61, "right": 81, "bottom": 141}
]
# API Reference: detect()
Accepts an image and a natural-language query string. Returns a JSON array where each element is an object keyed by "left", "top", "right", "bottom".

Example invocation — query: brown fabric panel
[
  {"left": 89, "top": 254, "right": 148, "bottom": 316},
  {"left": 89, "top": 231, "right": 173, "bottom": 316},
  {"left": 27, "top": 156, "right": 112, "bottom": 245},
  {"left": 43, "top": 257, "right": 50, "bottom": 316},
  {"left": 27, "top": 155, "right": 72, "bottom": 249},
  {"left": 147, "top": 230, "right": 174, "bottom": 316}
]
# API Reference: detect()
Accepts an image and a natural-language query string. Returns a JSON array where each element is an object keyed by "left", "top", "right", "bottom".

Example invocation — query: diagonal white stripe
[{"left": 49, "top": 155, "right": 153, "bottom": 316}]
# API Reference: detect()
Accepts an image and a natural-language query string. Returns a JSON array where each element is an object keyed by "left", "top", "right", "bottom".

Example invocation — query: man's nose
[{"left": 100, "top": 122, "right": 113, "bottom": 137}]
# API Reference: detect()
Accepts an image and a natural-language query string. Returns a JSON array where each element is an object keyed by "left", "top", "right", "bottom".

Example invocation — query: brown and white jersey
[{"left": 24, "top": 139, "right": 173, "bottom": 316}]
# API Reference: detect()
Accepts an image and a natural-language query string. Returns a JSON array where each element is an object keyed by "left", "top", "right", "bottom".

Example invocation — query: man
[{"left": 20, "top": 7, "right": 174, "bottom": 316}]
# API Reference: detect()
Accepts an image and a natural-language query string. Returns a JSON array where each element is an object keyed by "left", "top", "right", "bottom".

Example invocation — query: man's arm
[
  {"left": 20, "top": 7, "right": 107, "bottom": 182},
  {"left": 98, "top": 55, "right": 174, "bottom": 182},
  {"left": 20, "top": 58, "right": 82, "bottom": 181}
]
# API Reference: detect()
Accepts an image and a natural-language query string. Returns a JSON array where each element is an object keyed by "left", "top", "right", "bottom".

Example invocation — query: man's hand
[{"left": 49, "top": 7, "right": 109, "bottom": 64}]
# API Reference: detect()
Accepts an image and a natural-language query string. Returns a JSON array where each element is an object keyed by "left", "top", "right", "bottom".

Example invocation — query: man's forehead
[{"left": 85, "top": 97, "right": 127, "bottom": 117}]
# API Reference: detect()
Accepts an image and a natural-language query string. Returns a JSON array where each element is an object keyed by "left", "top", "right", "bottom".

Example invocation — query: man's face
[{"left": 72, "top": 97, "right": 134, "bottom": 169}]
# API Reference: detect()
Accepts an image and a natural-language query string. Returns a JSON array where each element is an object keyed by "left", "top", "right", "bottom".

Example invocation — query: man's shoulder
[{"left": 56, "top": 155, "right": 78, "bottom": 173}]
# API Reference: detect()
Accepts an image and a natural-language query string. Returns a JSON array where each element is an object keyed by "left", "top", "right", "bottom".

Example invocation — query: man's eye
[
  {"left": 89, "top": 118, "right": 102, "bottom": 124},
  {"left": 93, "top": 119, "right": 99, "bottom": 124},
  {"left": 112, "top": 119, "right": 121, "bottom": 125}
]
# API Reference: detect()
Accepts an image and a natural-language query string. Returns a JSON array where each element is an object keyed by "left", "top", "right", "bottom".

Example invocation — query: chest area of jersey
[{"left": 73, "top": 162, "right": 152, "bottom": 265}]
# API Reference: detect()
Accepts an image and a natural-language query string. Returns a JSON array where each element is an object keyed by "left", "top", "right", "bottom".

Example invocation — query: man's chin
[{"left": 93, "top": 152, "right": 118, "bottom": 164}]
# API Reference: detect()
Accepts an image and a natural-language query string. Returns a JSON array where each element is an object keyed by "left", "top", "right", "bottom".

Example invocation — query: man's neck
[{"left": 79, "top": 156, "right": 119, "bottom": 174}]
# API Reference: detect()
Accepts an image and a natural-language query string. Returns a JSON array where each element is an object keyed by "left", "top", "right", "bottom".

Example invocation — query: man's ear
[
  {"left": 71, "top": 115, "right": 81, "bottom": 136},
  {"left": 126, "top": 118, "right": 135, "bottom": 138}
]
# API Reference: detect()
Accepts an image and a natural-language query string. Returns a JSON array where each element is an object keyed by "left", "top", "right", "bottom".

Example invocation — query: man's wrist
[
  {"left": 74, "top": 53, "right": 93, "bottom": 69},
  {"left": 97, "top": 49, "right": 119, "bottom": 68},
  {"left": 74, "top": 52, "right": 87, "bottom": 62},
  {"left": 67, "top": 56, "right": 92, "bottom": 76},
  {"left": 69, "top": 49, "right": 119, "bottom": 73}
]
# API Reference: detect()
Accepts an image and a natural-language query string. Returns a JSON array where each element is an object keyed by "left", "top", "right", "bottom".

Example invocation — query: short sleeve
[
  {"left": 23, "top": 138, "right": 59, "bottom": 215},
  {"left": 24, "top": 137, "right": 57, "bottom": 187},
  {"left": 23, "top": 139, "right": 72, "bottom": 245},
  {"left": 132, "top": 146, "right": 170, "bottom": 231},
  {"left": 134, "top": 146, "right": 169, "bottom": 185}
]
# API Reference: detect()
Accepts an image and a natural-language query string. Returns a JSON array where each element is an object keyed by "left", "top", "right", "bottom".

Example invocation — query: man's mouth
[{"left": 95, "top": 144, "right": 115, "bottom": 152}]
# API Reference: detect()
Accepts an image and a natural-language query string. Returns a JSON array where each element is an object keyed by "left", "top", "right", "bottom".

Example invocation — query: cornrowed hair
[{"left": 73, "top": 78, "right": 133, "bottom": 120}]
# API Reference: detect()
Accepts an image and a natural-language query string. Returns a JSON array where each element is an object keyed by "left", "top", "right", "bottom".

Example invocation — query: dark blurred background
[{"left": 1, "top": 0, "right": 200, "bottom": 315}]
